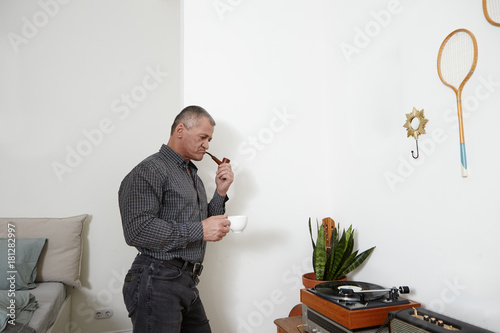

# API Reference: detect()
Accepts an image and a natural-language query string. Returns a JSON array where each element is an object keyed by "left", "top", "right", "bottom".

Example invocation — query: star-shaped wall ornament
[
  {"left": 403, "top": 107, "right": 429, "bottom": 159},
  {"left": 403, "top": 107, "right": 428, "bottom": 140}
]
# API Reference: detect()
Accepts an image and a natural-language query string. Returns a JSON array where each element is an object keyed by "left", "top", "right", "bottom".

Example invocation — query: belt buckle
[{"left": 192, "top": 263, "right": 203, "bottom": 277}]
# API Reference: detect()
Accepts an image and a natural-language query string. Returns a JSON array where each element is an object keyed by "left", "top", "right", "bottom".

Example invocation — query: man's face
[{"left": 180, "top": 116, "right": 214, "bottom": 161}]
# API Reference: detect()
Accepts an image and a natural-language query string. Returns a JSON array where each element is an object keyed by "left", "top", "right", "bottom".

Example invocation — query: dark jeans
[{"left": 123, "top": 254, "right": 212, "bottom": 333}]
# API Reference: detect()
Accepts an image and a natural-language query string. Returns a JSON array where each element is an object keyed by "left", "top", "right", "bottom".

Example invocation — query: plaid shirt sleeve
[{"left": 208, "top": 190, "right": 228, "bottom": 216}]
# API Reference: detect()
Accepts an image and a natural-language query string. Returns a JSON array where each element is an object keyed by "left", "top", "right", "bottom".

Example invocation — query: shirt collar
[{"left": 160, "top": 144, "right": 199, "bottom": 172}]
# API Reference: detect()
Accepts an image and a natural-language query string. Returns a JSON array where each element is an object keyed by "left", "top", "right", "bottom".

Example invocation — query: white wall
[
  {"left": 184, "top": 1, "right": 500, "bottom": 332},
  {"left": 1, "top": 0, "right": 500, "bottom": 333},
  {"left": 0, "top": 1, "right": 180, "bottom": 332}
]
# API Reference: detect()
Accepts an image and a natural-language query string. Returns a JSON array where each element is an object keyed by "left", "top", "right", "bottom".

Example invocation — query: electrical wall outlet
[{"left": 94, "top": 308, "right": 114, "bottom": 319}]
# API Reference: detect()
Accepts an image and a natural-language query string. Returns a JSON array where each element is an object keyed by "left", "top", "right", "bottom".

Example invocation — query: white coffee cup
[{"left": 228, "top": 216, "right": 247, "bottom": 233}]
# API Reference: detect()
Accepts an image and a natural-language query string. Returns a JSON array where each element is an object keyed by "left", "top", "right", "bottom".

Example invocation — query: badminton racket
[
  {"left": 437, "top": 29, "right": 478, "bottom": 178},
  {"left": 483, "top": 0, "right": 500, "bottom": 26}
]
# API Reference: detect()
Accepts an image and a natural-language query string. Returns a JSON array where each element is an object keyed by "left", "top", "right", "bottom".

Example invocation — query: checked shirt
[{"left": 118, "top": 144, "right": 227, "bottom": 263}]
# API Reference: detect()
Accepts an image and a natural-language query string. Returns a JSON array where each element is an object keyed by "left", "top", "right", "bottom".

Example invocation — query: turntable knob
[
  {"left": 437, "top": 320, "right": 444, "bottom": 327},
  {"left": 424, "top": 315, "right": 430, "bottom": 321},
  {"left": 430, "top": 317, "right": 436, "bottom": 324}
]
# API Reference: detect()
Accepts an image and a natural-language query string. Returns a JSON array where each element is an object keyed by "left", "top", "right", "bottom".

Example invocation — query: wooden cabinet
[{"left": 274, "top": 316, "right": 304, "bottom": 333}]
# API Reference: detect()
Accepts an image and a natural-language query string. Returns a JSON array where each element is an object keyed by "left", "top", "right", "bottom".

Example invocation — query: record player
[{"left": 301, "top": 280, "right": 421, "bottom": 332}]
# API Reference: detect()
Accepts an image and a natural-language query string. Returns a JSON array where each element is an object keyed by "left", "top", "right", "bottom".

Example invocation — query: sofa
[{"left": 0, "top": 215, "right": 90, "bottom": 333}]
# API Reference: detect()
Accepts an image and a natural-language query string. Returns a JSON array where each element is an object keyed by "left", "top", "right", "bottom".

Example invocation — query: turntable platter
[{"left": 312, "top": 281, "right": 386, "bottom": 302}]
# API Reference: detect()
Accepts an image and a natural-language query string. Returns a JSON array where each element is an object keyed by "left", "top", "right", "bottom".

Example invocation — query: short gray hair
[{"left": 170, "top": 105, "right": 216, "bottom": 135}]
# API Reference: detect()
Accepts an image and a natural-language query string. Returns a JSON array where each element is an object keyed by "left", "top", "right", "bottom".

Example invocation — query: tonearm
[{"left": 340, "top": 286, "right": 410, "bottom": 303}]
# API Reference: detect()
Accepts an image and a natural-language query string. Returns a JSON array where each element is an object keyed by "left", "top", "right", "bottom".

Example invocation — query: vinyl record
[{"left": 312, "top": 281, "right": 386, "bottom": 302}]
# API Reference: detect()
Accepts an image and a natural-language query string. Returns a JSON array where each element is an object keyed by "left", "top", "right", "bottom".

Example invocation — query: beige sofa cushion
[{"left": 0, "top": 215, "right": 90, "bottom": 287}]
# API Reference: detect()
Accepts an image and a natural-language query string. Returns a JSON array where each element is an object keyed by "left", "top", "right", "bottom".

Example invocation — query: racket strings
[
  {"left": 439, "top": 32, "right": 475, "bottom": 89},
  {"left": 486, "top": 0, "right": 500, "bottom": 23}
]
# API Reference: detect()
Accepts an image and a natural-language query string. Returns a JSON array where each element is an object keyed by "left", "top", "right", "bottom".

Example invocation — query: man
[{"left": 119, "top": 105, "right": 234, "bottom": 332}]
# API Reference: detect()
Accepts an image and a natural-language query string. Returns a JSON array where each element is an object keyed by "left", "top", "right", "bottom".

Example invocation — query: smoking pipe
[{"left": 205, "top": 152, "right": 230, "bottom": 165}]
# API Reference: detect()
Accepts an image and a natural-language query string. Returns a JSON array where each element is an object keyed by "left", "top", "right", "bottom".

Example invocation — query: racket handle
[{"left": 460, "top": 143, "right": 468, "bottom": 178}]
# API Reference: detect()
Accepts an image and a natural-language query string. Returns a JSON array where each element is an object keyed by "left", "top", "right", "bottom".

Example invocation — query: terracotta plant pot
[{"left": 302, "top": 272, "right": 347, "bottom": 289}]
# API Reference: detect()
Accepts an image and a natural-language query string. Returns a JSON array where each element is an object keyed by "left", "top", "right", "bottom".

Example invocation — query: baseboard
[{"left": 105, "top": 330, "right": 132, "bottom": 333}]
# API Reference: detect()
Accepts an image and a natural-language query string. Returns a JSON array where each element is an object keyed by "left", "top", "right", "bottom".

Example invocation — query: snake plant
[{"left": 309, "top": 217, "right": 375, "bottom": 281}]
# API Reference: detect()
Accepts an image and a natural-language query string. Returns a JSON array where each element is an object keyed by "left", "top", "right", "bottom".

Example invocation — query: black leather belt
[{"left": 163, "top": 258, "right": 203, "bottom": 277}]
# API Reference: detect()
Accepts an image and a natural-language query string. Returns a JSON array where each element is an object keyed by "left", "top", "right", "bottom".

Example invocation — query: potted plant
[{"left": 302, "top": 217, "right": 376, "bottom": 288}]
